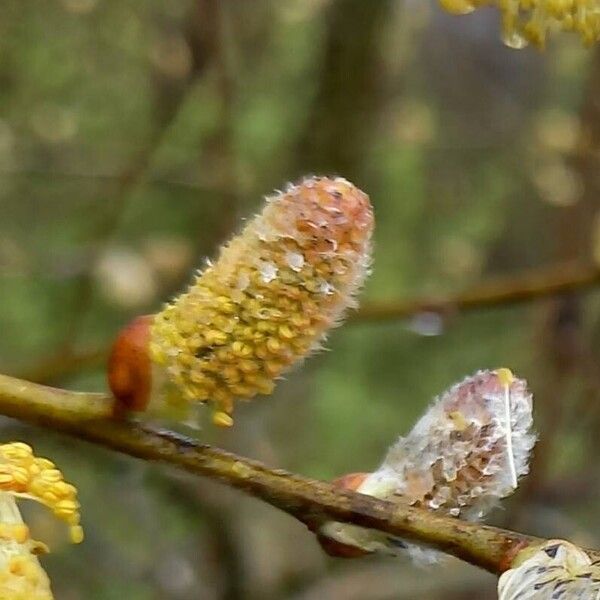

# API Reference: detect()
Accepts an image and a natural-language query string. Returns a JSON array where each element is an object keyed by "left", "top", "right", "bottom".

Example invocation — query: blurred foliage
[{"left": 1, "top": 1, "right": 600, "bottom": 598}]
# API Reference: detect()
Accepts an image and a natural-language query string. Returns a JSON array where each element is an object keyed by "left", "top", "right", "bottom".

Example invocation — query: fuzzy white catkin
[
  {"left": 320, "top": 369, "right": 535, "bottom": 558},
  {"left": 498, "top": 540, "right": 600, "bottom": 599}
]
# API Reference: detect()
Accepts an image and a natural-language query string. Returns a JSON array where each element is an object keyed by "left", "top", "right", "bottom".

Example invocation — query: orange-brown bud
[
  {"left": 316, "top": 472, "right": 371, "bottom": 558},
  {"left": 108, "top": 315, "right": 153, "bottom": 415},
  {"left": 331, "top": 472, "right": 369, "bottom": 492},
  {"left": 315, "top": 533, "right": 370, "bottom": 559}
]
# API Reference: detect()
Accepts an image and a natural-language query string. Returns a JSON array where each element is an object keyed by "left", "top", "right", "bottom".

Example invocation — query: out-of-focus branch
[
  {"left": 296, "top": 0, "right": 392, "bottom": 176},
  {"left": 61, "top": 0, "right": 223, "bottom": 350},
  {"left": 11, "top": 346, "right": 107, "bottom": 385},
  {"left": 0, "top": 371, "right": 565, "bottom": 576},
  {"left": 13, "top": 3, "right": 241, "bottom": 388},
  {"left": 353, "top": 261, "right": 600, "bottom": 323},
  {"left": 14, "top": 261, "right": 600, "bottom": 385},
  {"left": 512, "top": 47, "right": 600, "bottom": 520}
]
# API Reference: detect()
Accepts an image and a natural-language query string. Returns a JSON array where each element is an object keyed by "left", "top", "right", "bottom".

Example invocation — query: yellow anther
[
  {"left": 448, "top": 411, "right": 469, "bottom": 432},
  {"left": 0, "top": 473, "right": 15, "bottom": 487},
  {"left": 0, "top": 443, "right": 33, "bottom": 459},
  {"left": 278, "top": 324, "right": 296, "bottom": 340},
  {"left": 212, "top": 411, "right": 234, "bottom": 428},
  {"left": 238, "top": 359, "right": 259, "bottom": 374},
  {"left": 231, "top": 341, "right": 253, "bottom": 358},
  {"left": 204, "top": 330, "right": 228, "bottom": 345},
  {"left": 222, "top": 367, "right": 241, "bottom": 384},
  {"left": 264, "top": 361, "right": 285, "bottom": 377},
  {"left": 34, "top": 459, "right": 54, "bottom": 471},
  {"left": 12, "top": 525, "right": 30, "bottom": 545},
  {"left": 496, "top": 368, "right": 515, "bottom": 387},
  {"left": 70, "top": 525, "right": 84, "bottom": 544},
  {"left": 266, "top": 338, "right": 281, "bottom": 354}
]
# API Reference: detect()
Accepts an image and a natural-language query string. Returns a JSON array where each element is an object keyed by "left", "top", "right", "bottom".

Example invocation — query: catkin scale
[{"left": 108, "top": 176, "right": 373, "bottom": 426}]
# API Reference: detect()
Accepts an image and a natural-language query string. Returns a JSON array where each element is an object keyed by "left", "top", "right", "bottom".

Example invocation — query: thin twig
[
  {"left": 353, "top": 261, "right": 600, "bottom": 324},
  {"left": 0, "top": 371, "right": 559, "bottom": 576},
  {"left": 13, "top": 261, "right": 600, "bottom": 385},
  {"left": 10, "top": 347, "right": 107, "bottom": 385}
]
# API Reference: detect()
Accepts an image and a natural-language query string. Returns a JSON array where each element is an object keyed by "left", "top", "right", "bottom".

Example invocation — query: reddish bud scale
[
  {"left": 316, "top": 472, "right": 370, "bottom": 558},
  {"left": 107, "top": 315, "right": 153, "bottom": 415}
]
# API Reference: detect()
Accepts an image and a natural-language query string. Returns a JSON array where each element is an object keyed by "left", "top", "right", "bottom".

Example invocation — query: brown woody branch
[{"left": 0, "top": 371, "right": 571, "bottom": 575}]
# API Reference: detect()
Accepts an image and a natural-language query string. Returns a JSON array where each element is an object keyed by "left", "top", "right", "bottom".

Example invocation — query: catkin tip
[{"left": 495, "top": 367, "right": 514, "bottom": 386}]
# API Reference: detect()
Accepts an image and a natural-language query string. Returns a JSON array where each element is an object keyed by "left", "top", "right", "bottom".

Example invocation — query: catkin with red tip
[{"left": 110, "top": 176, "right": 373, "bottom": 426}]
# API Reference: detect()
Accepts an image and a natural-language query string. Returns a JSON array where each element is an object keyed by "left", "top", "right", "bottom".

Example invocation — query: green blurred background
[{"left": 1, "top": 1, "right": 600, "bottom": 598}]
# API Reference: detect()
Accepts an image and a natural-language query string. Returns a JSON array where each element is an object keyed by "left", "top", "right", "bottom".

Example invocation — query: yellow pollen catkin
[
  {"left": 150, "top": 176, "right": 373, "bottom": 425},
  {"left": 439, "top": 0, "right": 600, "bottom": 47},
  {"left": 0, "top": 442, "right": 84, "bottom": 600},
  {"left": 0, "top": 443, "right": 82, "bottom": 542}
]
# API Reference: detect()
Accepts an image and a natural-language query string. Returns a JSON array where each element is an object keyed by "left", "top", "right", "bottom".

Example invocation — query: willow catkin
[
  {"left": 109, "top": 176, "right": 373, "bottom": 426},
  {"left": 0, "top": 442, "right": 82, "bottom": 543},
  {"left": 498, "top": 540, "right": 600, "bottom": 599},
  {"left": 0, "top": 442, "right": 83, "bottom": 600},
  {"left": 0, "top": 497, "right": 53, "bottom": 600},
  {"left": 439, "top": 0, "right": 600, "bottom": 48},
  {"left": 320, "top": 369, "right": 535, "bottom": 558}
]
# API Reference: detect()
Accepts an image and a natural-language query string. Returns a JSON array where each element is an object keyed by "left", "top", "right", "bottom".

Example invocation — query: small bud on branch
[{"left": 0, "top": 372, "right": 569, "bottom": 579}]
